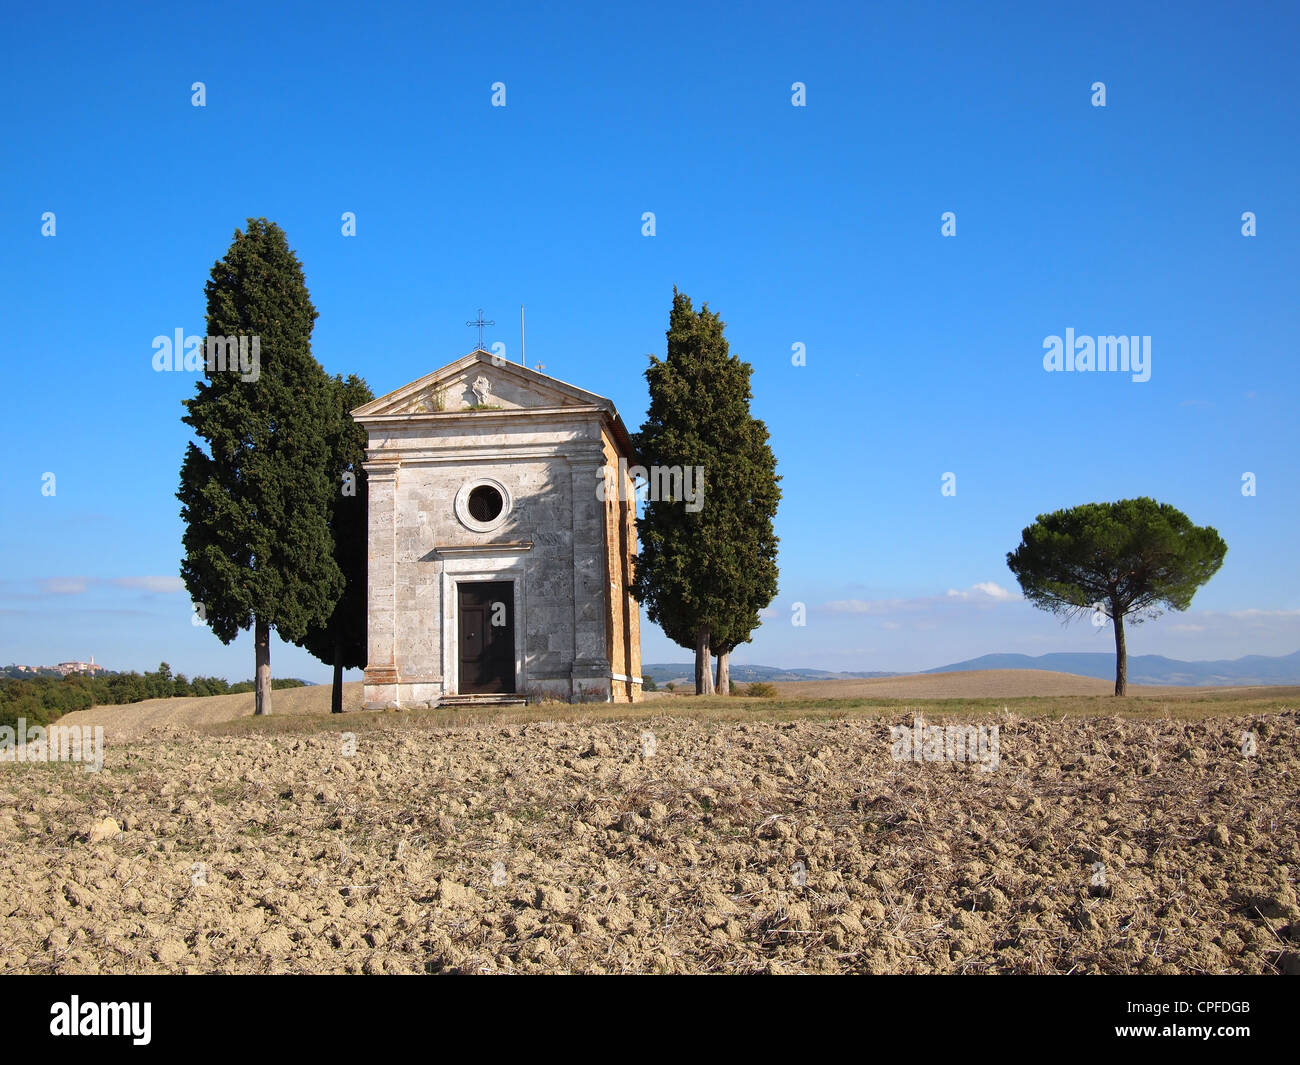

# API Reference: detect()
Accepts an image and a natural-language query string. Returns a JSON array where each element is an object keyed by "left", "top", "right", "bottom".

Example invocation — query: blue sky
[{"left": 2, "top": 0, "right": 1297, "bottom": 682}]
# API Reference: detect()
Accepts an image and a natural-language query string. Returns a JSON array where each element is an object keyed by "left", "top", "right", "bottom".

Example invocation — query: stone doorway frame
[{"left": 435, "top": 543, "right": 531, "bottom": 698}]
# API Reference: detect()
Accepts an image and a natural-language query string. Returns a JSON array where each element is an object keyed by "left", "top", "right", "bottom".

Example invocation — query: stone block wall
[{"left": 361, "top": 403, "right": 631, "bottom": 708}]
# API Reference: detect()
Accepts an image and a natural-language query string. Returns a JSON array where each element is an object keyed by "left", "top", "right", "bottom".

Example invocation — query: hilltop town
[{"left": 3, "top": 659, "right": 105, "bottom": 678}]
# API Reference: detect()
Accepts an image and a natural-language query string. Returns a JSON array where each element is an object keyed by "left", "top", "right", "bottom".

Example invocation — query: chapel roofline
[{"left": 350, "top": 349, "right": 638, "bottom": 459}]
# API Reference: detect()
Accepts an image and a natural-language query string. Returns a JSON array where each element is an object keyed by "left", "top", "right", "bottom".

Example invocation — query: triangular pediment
[{"left": 352, "top": 350, "right": 613, "bottom": 418}]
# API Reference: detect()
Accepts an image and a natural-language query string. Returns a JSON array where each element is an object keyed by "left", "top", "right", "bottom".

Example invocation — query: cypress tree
[
  {"left": 632, "top": 289, "right": 781, "bottom": 694},
  {"left": 177, "top": 219, "right": 344, "bottom": 715},
  {"left": 294, "top": 373, "right": 374, "bottom": 713}
]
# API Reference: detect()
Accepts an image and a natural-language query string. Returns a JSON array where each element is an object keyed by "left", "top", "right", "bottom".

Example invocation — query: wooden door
[{"left": 457, "top": 581, "right": 515, "bottom": 693}]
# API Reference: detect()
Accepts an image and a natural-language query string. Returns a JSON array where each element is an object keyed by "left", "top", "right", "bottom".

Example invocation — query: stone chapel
[{"left": 351, "top": 349, "right": 643, "bottom": 708}]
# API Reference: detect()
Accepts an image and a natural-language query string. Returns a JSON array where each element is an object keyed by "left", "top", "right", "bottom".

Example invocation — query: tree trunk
[
  {"left": 695, "top": 625, "right": 714, "bottom": 696},
  {"left": 715, "top": 650, "right": 730, "bottom": 696},
  {"left": 331, "top": 637, "right": 344, "bottom": 715},
  {"left": 254, "top": 617, "right": 272, "bottom": 715},
  {"left": 1112, "top": 605, "right": 1127, "bottom": 696}
]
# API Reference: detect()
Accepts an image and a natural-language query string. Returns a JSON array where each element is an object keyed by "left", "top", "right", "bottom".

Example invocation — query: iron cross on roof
[{"left": 466, "top": 308, "right": 494, "bottom": 350}]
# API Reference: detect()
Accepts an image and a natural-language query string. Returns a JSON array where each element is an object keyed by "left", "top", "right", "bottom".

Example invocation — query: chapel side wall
[
  {"left": 600, "top": 426, "right": 642, "bottom": 702},
  {"left": 623, "top": 484, "right": 642, "bottom": 700}
]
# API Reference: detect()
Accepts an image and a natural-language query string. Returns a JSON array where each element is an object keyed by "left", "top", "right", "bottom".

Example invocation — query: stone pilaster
[
  {"left": 362, "top": 457, "right": 399, "bottom": 707},
  {"left": 569, "top": 455, "right": 611, "bottom": 697}
]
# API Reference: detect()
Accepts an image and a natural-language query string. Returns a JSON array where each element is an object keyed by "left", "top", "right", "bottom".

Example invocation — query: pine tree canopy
[
  {"left": 1006, "top": 497, "right": 1226, "bottom": 695},
  {"left": 1006, "top": 497, "right": 1226, "bottom": 621}
]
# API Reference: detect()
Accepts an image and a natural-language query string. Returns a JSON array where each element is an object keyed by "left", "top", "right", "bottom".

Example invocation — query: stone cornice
[
  {"left": 357, "top": 403, "right": 606, "bottom": 425},
  {"left": 433, "top": 541, "right": 534, "bottom": 558},
  {"left": 366, "top": 445, "right": 606, "bottom": 467},
  {"left": 362, "top": 457, "right": 401, "bottom": 477}
]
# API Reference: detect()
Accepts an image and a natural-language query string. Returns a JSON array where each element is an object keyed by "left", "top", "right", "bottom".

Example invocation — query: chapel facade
[{"left": 351, "top": 349, "right": 642, "bottom": 708}]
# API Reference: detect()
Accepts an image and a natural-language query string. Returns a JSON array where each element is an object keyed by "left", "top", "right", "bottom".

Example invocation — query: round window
[
  {"left": 454, "top": 477, "right": 512, "bottom": 532},
  {"left": 468, "top": 484, "right": 503, "bottom": 523}
]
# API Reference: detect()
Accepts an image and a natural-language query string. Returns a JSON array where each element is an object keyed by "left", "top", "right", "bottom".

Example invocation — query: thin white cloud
[
  {"left": 111, "top": 576, "right": 186, "bottom": 594},
  {"left": 28, "top": 576, "right": 186, "bottom": 597},
  {"left": 946, "top": 581, "right": 1018, "bottom": 601},
  {"left": 41, "top": 577, "right": 91, "bottom": 595},
  {"left": 823, "top": 582, "right": 1019, "bottom": 616},
  {"left": 1224, "top": 609, "right": 1300, "bottom": 619},
  {"left": 823, "top": 599, "right": 885, "bottom": 615}
]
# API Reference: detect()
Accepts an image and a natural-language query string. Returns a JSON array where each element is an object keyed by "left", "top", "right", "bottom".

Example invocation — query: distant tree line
[{"left": 0, "top": 662, "right": 306, "bottom": 729}]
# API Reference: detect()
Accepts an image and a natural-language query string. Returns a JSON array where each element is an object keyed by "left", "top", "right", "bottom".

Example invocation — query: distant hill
[
  {"left": 643, "top": 650, "right": 1300, "bottom": 687},
  {"left": 923, "top": 650, "right": 1300, "bottom": 686},
  {"left": 642, "top": 663, "right": 897, "bottom": 685}
]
